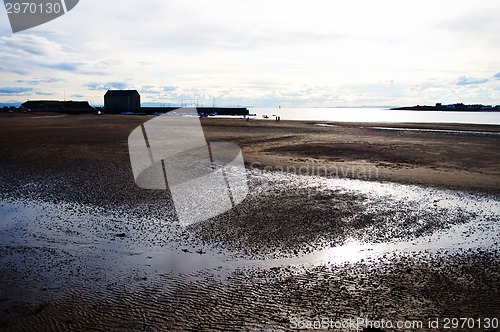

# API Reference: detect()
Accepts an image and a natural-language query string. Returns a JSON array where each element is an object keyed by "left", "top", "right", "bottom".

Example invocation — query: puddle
[
  {"left": 30, "top": 115, "right": 67, "bottom": 119},
  {"left": 367, "top": 126, "right": 500, "bottom": 137},
  {"left": 315, "top": 123, "right": 340, "bottom": 128}
]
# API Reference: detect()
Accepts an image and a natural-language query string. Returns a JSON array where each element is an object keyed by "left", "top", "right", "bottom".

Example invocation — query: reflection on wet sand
[{"left": 0, "top": 170, "right": 498, "bottom": 330}]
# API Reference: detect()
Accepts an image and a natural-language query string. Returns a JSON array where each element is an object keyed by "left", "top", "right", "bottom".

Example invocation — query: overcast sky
[{"left": 1, "top": 0, "right": 499, "bottom": 107}]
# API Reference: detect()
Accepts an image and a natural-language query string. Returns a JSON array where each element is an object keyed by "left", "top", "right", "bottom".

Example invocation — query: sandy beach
[{"left": 0, "top": 113, "right": 499, "bottom": 331}]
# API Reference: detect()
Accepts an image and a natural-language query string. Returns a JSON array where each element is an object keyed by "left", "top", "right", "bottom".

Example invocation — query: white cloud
[{"left": 0, "top": 0, "right": 499, "bottom": 106}]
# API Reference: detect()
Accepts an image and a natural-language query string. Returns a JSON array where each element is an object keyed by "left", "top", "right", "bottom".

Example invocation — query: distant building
[
  {"left": 104, "top": 90, "right": 140, "bottom": 113},
  {"left": 21, "top": 100, "right": 93, "bottom": 113}
]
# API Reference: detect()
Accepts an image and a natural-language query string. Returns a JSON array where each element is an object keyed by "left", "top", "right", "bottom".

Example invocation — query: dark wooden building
[
  {"left": 104, "top": 90, "right": 141, "bottom": 113},
  {"left": 22, "top": 100, "right": 94, "bottom": 113}
]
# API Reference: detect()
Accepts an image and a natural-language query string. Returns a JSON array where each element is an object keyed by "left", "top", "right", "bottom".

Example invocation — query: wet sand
[
  {"left": 202, "top": 118, "right": 500, "bottom": 195},
  {"left": 0, "top": 113, "right": 499, "bottom": 331}
]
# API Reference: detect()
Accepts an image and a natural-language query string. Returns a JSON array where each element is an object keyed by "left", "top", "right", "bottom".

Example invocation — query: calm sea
[{"left": 250, "top": 107, "right": 500, "bottom": 125}]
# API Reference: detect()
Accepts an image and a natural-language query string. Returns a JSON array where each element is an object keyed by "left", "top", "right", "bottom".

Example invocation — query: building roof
[{"left": 104, "top": 90, "right": 140, "bottom": 97}]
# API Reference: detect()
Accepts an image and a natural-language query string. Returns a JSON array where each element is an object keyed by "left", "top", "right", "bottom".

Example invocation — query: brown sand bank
[
  {"left": 1, "top": 113, "right": 499, "bottom": 198},
  {"left": 201, "top": 118, "right": 500, "bottom": 195}
]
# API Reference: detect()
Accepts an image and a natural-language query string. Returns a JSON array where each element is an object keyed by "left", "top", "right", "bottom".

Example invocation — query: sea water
[{"left": 251, "top": 107, "right": 500, "bottom": 125}]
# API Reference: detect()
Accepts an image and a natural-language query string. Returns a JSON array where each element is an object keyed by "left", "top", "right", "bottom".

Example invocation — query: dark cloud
[
  {"left": 456, "top": 76, "right": 489, "bottom": 85},
  {"left": 16, "top": 78, "right": 64, "bottom": 85},
  {"left": 0, "top": 87, "right": 33, "bottom": 95},
  {"left": 163, "top": 86, "right": 177, "bottom": 92},
  {"left": 0, "top": 34, "right": 54, "bottom": 56},
  {"left": 45, "top": 62, "right": 82, "bottom": 72}
]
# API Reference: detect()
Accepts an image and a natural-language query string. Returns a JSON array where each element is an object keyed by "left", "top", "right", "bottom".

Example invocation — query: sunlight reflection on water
[
  {"left": 251, "top": 107, "right": 500, "bottom": 125},
  {"left": 1, "top": 170, "right": 498, "bottom": 276}
]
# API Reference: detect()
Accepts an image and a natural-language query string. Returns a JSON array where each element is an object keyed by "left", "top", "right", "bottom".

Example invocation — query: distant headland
[{"left": 391, "top": 103, "right": 500, "bottom": 112}]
